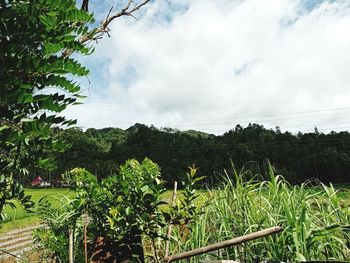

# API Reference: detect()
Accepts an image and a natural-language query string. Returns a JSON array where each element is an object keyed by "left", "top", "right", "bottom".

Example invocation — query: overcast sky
[{"left": 66, "top": 0, "right": 350, "bottom": 135}]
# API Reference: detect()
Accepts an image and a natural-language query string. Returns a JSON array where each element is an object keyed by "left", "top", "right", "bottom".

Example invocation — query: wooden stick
[
  {"left": 163, "top": 226, "right": 283, "bottom": 262},
  {"left": 84, "top": 225, "right": 88, "bottom": 263},
  {"left": 165, "top": 181, "right": 178, "bottom": 257},
  {"left": 69, "top": 228, "right": 74, "bottom": 263}
]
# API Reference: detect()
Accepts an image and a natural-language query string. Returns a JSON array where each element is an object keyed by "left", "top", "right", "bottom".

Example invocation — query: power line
[
  {"left": 165, "top": 112, "right": 350, "bottom": 128},
  {"left": 163, "top": 106, "right": 350, "bottom": 126}
]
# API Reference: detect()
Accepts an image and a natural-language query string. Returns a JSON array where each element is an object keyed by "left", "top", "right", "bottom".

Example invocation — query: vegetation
[
  {"left": 2, "top": 1, "right": 350, "bottom": 262},
  {"left": 30, "top": 161, "right": 350, "bottom": 262},
  {"left": 0, "top": 0, "right": 151, "bottom": 220},
  {"left": 33, "top": 159, "right": 203, "bottom": 262},
  {"left": 163, "top": 165, "right": 350, "bottom": 262},
  {"left": 34, "top": 195, "right": 84, "bottom": 262},
  {"left": 40, "top": 123, "right": 350, "bottom": 186},
  {"left": 0, "top": 0, "right": 94, "bottom": 219},
  {"left": 0, "top": 188, "right": 74, "bottom": 234}
]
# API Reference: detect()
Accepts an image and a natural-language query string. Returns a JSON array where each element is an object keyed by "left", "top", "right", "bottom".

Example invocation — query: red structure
[{"left": 30, "top": 175, "right": 44, "bottom": 186}]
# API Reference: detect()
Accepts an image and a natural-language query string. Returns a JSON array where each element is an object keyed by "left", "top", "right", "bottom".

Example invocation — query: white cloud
[{"left": 66, "top": 0, "right": 350, "bottom": 134}]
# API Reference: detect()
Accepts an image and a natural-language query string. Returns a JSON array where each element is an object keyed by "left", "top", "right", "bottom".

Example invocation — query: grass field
[
  {"left": 1, "top": 180, "right": 349, "bottom": 262},
  {"left": 1, "top": 185, "right": 349, "bottom": 236},
  {"left": 0, "top": 188, "right": 74, "bottom": 234}
]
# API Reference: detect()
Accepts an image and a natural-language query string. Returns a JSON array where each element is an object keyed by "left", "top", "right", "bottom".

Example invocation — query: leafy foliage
[
  {"left": 175, "top": 165, "right": 350, "bottom": 262},
  {"left": 67, "top": 159, "right": 167, "bottom": 261},
  {"left": 171, "top": 166, "right": 205, "bottom": 229},
  {"left": 34, "top": 195, "right": 84, "bottom": 262},
  {"left": 0, "top": 175, "right": 33, "bottom": 221},
  {"left": 62, "top": 159, "right": 204, "bottom": 262},
  {"left": 106, "top": 159, "right": 167, "bottom": 241},
  {"left": 51, "top": 123, "right": 350, "bottom": 186},
  {"left": 0, "top": 0, "right": 94, "bottom": 218}
]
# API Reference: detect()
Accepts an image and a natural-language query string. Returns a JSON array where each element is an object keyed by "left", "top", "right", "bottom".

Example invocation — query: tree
[
  {"left": 0, "top": 0, "right": 150, "bottom": 218},
  {"left": 62, "top": 159, "right": 204, "bottom": 262}
]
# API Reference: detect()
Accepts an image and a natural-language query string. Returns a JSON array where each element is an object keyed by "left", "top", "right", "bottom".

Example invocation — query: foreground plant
[
  {"left": 0, "top": 0, "right": 94, "bottom": 220},
  {"left": 0, "top": 175, "right": 33, "bottom": 221},
  {"left": 176, "top": 164, "right": 350, "bottom": 262},
  {"left": 60, "top": 159, "right": 204, "bottom": 262},
  {"left": 34, "top": 195, "right": 84, "bottom": 262},
  {"left": 0, "top": 0, "right": 151, "bottom": 221}
]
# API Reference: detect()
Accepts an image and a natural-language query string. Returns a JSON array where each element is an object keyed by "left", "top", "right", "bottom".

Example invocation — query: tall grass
[{"left": 167, "top": 164, "right": 350, "bottom": 262}]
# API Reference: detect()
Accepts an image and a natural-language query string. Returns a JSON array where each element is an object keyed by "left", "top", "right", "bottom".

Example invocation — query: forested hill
[{"left": 51, "top": 123, "right": 350, "bottom": 186}]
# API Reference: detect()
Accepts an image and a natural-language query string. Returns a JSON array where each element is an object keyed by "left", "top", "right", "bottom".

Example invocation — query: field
[
  {"left": 1, "top": 180, "right": 350, "bottom": 262},
  {"left": 0, "top": 188, "right": 74, "bottom": 234},
  {"left": 1, "top": 186, "right": 349, "bottom": 220},
  {"left": 1, "top": 185, "right": 349, "bottom": 235}
]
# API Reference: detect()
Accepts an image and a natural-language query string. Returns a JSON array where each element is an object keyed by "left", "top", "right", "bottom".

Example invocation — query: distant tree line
[{"left": 32, "top": 123, "right": 350, "bottom": 186}]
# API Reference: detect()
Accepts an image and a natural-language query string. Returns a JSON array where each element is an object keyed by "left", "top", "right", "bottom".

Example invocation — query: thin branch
[
  {"left": 151, "top": 238, "right": 160, "bottom": 263},
  {"left": 63, "top": 0, "right": 150, "bottom": 58},
  {"left": 97, "top": 0, "right": 150, "bottom": 34},
  {"left": 104, "top": 0, "right": 133, "bottom": 26},
  {"left": 105, "top": 6, "right": 114, "bottom": 22},
  {"left": 81, "top": 0, "right": 89, "bottom": 11}
]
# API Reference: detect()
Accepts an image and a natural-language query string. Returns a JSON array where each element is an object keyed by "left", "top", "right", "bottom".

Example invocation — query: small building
[{"left": 30, "top": 176, "right": 50, "bottom": 187}]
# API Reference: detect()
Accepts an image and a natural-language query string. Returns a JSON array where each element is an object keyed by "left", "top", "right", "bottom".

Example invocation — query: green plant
[
  {"left": 174, "top": 164, "right": 350, "bottom": 262},
  {"left": 0, "top": 0, "right": 94, "bottom": 219},
  {"left": 0, "top": 0, "right": 150, "bottom": 220},
  {"left": 163, "top": 166, "right": 206, "bottom": 257},
  {"left": 67, "top": 159, "right": 165, "bottom": 262},
  {"left": 66, "top": 159, "right": 204, "bottom": 262},
  {"left": 0, "top": 174, "right": 33, "bottom": 221},
  {"left": 34, "top": 195, "right": 84, "bottom": 262}
]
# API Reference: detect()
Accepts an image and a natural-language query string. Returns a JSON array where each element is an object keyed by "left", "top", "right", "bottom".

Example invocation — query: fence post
[
  {"left": 165, "top": 181, "right": 178, "bottom": 258},
  {"left": 82, "top": 213, "right": 91, "bottom": 263},
  {"left": 69, "top": 228, "right": 74, "bottom": 263}
]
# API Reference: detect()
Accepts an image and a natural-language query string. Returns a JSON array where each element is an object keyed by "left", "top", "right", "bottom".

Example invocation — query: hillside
[{"left": 39, "top": 123, "right": 350, "bottom": 186}]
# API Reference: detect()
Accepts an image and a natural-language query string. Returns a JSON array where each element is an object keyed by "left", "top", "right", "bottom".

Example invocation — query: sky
[{"left": 66, "top": 0, "right": 350, "bottom": 135}]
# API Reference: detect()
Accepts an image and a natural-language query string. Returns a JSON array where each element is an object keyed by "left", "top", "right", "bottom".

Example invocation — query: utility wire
[
  {"left": 163, "top": 107, "right": 350, "bottom": 124},
  {"left": 165, "top": 112, "right": 350, "bottom": 128},
  {"left": 77, "top": 105, "right": 350, "bottom": 130}
]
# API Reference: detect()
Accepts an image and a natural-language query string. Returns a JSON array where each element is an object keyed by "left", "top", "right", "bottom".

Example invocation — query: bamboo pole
[
  {"left": 163, "top": 226, "right": 283, "bottom": 262},
  {"left": 69, "top": 228, "right": 74, "bottom": 263},
  {"left": 81, "top": 213, "right": 91, "bottom": 263},
  {"left": 165, "top": 181, "right": 178, "bottom": 258},
  {"left": 84, "top": 225, "right": 88, "bottom": 263}
]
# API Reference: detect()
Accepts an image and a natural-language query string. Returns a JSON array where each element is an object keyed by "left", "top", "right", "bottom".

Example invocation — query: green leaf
[
  {"left": 23, "top": 93, "right": 33, "bottom": 103},
  {"left": 20, "top": 118, "right": 34, "bottom": 123},
  {"left": 0, "top": 125, "right": 8, "bottom": 132},
  {"left": 141, "top": 185, "right": 149, "bottom": 192},
  {"left": 39, "top": 14, "right": 57, "bottom": 29},
  {"left": 20, "top": 84, "right": 32, "bottom": 89}
]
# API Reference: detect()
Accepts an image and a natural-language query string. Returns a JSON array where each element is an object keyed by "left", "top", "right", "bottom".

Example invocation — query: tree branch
[
  {"left": 81, "top": 0, "right": 89, "bottom": 11},
  {"left": 94, "top": 0, "right": 150, "bottom": 39},
  {"left": 63, "top": 0, "right": 150, "bottom": 58}
]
